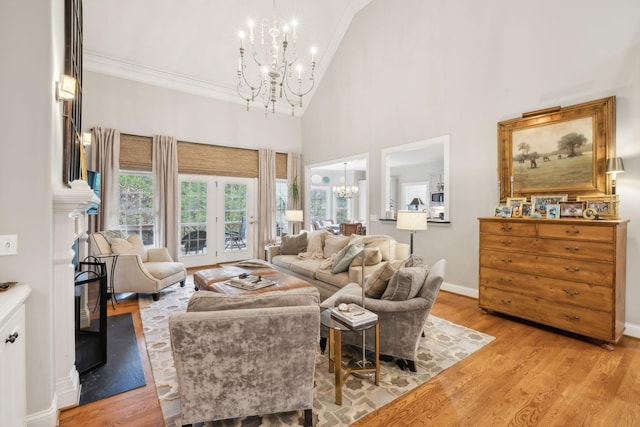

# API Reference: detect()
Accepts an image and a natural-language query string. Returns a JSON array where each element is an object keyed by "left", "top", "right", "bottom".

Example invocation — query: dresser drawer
[
  {"left": 479, "top": 286, "right": 613, "bottom": 340},
  {"left": 538, "top": 223, "right": 614, "bottom": 242},
  {"left": 535, "top": 255, "right": 613, "bottom": 287},
  {"left": 480, "top": 234, "right": 539, "bottom": 251},
  {"left": 479, "top": 267, "right": 613, "bottom": 310},
  {"left": 538, "top": 238, "right": 614, "bottom": 262},
  {"left": 480, "top": 221, "right": 536, "bottom": 236}
]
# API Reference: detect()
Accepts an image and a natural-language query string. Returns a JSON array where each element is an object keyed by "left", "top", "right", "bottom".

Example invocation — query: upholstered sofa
[
  {"left": 89, "top": 231, "right": 186, "bottom": 301},
  {"left": 169, "top": 287, "right": 320, "bottom": 426},
  {"left": 266, "top": 230, "right": 409, "bottom": 300}
]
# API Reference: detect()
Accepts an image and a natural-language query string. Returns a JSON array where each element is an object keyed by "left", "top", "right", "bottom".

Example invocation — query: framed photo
[
  {"left": 494, "top": 206, "right": 513, "bottom": 218},
  {"left": 576, "top": 195, "right": 619, "bottom": 219},
  {"left": 560, "top": 201, "right": 584, "bottom": 218},
  {"left": 497, "top": 97, "right": 615, "bottom": 202},
  {"left": 546, "top": 204, "right": 560, "bottom": 219},
  {"left": 520, "top": 202, "right": 533, "bottom": 217},
  {"left": 506, "top": 197, "right": 527, "bottom": 209},
  {"left": 531, "top": 194, "right": 568, "bottom": 215}
]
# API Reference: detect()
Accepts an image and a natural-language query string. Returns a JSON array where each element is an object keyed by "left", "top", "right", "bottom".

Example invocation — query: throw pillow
[
  {"left": 331, "top": 242, "right": 365, "bottom": 274},
  {"left": 323, "top": 235, "right": 351, "bottom": 258},
  {"left": 350, "top": 246, "right": 382, "bottom": 267},
  {"left": 363, "top": 259, "right": 403, "bottom": 298},
  {"left": 110, "top": 233, "right": 148, "bottom": 262},
  {"left": 280, "top": 232, "right": 308, "bottom": 255},
  {"left": 234, "top": 258, "right": 272, "bottom": 268},
  {"left": 381, "top": 267, "right": 428, "bottom": 301},
  {"left": 403, "top": 254, "right": 426, "bottom": 268},
  {"left": 100, "top": 229, "right": 125, "bottom": 245}
]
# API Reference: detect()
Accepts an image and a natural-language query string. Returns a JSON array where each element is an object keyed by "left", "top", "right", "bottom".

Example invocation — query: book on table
[
  {"left": 224, "top": 275, "right": 276, "bottom": 290},
  {"left": 331, "top": 303, "right": 378, "bottom": 327}
]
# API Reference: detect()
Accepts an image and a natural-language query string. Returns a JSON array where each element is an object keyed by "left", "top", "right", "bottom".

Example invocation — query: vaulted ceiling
[{"left": 83, "top": 0, "right": 371, "bottom": 115}]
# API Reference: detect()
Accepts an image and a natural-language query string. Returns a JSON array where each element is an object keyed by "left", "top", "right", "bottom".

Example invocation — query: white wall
[
  {"left": 0, "top": 0, "right": 64, "bottom": 423},
  {"left": 302, "top": 0, "right": 640, "bottom": 331},
  {"left": 84, "top": 72, "right": 302, "bottom": 153}
]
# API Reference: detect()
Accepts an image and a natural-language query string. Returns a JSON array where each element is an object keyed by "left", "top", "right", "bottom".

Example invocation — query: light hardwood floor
[{"left": 59, "top": 276, "right": 640, "bottom": 427}]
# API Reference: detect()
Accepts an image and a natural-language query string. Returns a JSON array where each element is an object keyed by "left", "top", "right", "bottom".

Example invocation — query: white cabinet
[{"left": 0, "top": 284, "right": 31, "bottom": 427}]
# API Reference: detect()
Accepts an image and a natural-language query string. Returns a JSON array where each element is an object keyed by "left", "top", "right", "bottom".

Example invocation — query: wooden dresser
[{"left": 478, "top": 217, "right": 628, "bottom": 347}]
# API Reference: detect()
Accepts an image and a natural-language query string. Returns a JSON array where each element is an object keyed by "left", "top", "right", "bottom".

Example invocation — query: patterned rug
[{"left": 139, "top": 282, "right": 495, "bottom": 427}]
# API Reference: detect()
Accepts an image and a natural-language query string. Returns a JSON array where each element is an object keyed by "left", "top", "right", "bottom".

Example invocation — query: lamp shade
[
  {"left": 606, "top": 157, "right": 625, "bottom": 174},
  {"left": 56, "top": 74, "right": 77, "bottom": 101},
  {"left": 396, "top": 211, "right": 428, "bottom": 231},
  {"left": 285, "top": 210, "right": 303, "bottom": 222},
  {"left": 410, "top": 197, "right": 424, "bottom": 206}
]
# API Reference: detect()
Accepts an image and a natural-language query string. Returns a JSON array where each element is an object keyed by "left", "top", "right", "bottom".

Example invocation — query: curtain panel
[
  {"left": 258, "top": 149, "right": 277, "bottom": 257},
  {"left": 287, "top": 152, "right": 303, "bottom": 234},
  {"left": 89, "top": 127, "right": 120, "bottom": 233},
  {"left": 152, "top": 135, "right": 179, "bottom": 260}
]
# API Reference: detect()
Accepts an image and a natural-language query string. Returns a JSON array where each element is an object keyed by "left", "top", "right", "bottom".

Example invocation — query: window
[
  {"left": 180, "top": 180, "right": 208, "bottom": 256},
  {"left": 275, "top": 179, "right": 288, "bottom": 236},
  {"left": 310, "top": 186, "right": 329, "bottom": 222},
  {"left": 335, "top": 196, "right": 348, "bottom": 224},
  {"left": 119, "top": 172, "right": 154, "bottom": 245}
]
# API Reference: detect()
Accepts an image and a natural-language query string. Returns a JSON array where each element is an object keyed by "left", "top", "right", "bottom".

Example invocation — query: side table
[{"left": 320, "top": 309, "right": 379, "bottom": 405}]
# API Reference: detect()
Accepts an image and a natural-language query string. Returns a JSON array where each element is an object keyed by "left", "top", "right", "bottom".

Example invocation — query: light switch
[{"left": 0, "top": 235, "right": 18, "bottom": 256}]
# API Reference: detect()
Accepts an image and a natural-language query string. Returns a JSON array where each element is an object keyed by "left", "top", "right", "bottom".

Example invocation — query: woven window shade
[
  {"left": 119, "top": 134, "right": 287, "bottom": 179},
  {"left": 120, "top": 134, "right": 152, "bottom": 171}
]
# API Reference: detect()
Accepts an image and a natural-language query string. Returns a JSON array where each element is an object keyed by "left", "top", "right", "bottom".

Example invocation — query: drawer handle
[
  {"left": 565, "top": 229, "right": 580, "bottom": 235},
  {"left": 499, "top": 277, "right": 513, "bottom": 283},
  {"left": 500, "top": 224, "right": 512, "bottom": 231},
  {"left": 500, "top": 240, "right": 512, "bottom": 246},
  {"left": 564, "top": 266, "right": 580, "bottom": 272},
  {"left": 563, "top": 313, "right": 580, "bottom": 321},
  {"left": 500, "top": 257, "right": 512, "bottom": 263},
  {"left": 562, "top": 288, "right": 580, "bottom": 296},
  {"left": 564, "top": 246, "right": 580, "bottom": 252},
  {"left": 5, "top": 332, "right": 19, "bottom": 344},
  {"left": 500, "top": 298, "right": 512, "bottom": 305}
]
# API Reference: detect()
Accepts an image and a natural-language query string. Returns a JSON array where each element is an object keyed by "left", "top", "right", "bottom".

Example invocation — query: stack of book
[
  {"left": 224, "top": 275, "right": 276, "bottom": 290},
  {"left": 330, "top": 303, "right": 378, "bottom": 327}
]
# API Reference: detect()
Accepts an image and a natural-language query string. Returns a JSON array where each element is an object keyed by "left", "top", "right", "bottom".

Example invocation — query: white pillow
[{"left": 111, "top": 234, "right": 148, "bottom": 262}]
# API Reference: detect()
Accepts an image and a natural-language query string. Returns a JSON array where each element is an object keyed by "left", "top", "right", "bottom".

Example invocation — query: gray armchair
[
  {"left": 321, "top": 259, "right": 446, "bottom": 372},
  {"left": 169, "top": 287, "right": 320, "bottom": 426}
]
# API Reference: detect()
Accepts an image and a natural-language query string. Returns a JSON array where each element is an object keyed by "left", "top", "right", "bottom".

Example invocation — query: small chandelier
[
  {"left": 236, "top": 2, "right": 316, "bottom": 117},
  {"left": 333, "top": 163, "right": 359, "bottom": 200}
]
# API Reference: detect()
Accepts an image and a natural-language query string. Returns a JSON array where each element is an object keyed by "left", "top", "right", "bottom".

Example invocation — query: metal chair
[{"left": 225, "top": 216, "right": 247, "bottom": 249}]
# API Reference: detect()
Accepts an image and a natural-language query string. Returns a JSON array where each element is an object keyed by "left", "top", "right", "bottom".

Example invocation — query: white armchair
[{"left": 89, "top": 231, "right": 186, "bottom": 301}]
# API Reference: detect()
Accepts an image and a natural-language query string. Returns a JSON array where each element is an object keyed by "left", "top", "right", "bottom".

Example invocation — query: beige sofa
[{"left": 266, "top": 230, "right": 409, "bottom": 300}]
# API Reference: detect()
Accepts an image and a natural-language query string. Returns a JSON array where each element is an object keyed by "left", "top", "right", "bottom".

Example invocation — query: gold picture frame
[
  {"left": 498, "top": 96, "right": 616, "bottom": 202},
  {"left": 506, "top": 197, "right": 527, "bottom": 209},
  {"left": 576, "top": 195, "right": 619, "bottom": 219}
]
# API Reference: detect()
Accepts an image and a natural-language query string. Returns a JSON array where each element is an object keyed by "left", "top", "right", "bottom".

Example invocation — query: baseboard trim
[
  {"left": 441, "top": 282, "right": 640, "bottom": 340},
  {"left": 441, "top": 281, "right": 478, "bottom": 299},
  {"left": 26, "top": 393, "right": 58, "bottom": 427}
]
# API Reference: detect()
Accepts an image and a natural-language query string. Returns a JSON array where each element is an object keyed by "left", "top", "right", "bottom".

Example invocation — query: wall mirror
[{"left": 381, "top": 135, "right": 450, "bottom": 222}]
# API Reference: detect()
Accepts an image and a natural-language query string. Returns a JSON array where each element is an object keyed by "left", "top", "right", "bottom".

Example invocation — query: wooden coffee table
[{"left": 194, "top": 265, "right": 315, "bottom": 295}]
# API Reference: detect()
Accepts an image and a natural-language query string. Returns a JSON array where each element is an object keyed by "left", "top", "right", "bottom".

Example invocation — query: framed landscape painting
[{"left": 497, "top": 97, "right": 615, "bottom": 202}]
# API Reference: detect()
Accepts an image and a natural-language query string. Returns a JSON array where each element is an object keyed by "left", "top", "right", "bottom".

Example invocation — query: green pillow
[{"left": 331, "top": 243, "right": 364, "bottom": 274}]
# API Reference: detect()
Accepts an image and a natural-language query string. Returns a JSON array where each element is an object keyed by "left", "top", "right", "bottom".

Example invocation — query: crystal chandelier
[
  {"left": 236, "top": 2, "right": 317, "bottom": 117},
  {"left": 333, "top": 163, "right": 359, "bottom": 200}
]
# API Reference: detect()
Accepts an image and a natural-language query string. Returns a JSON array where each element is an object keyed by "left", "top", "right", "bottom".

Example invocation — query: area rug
[
  {"left": 139, "top": 283, "right": 495, "bottom": 426},
  {"left": 79, "top": 312, "right": 146, "bottom": 405}
]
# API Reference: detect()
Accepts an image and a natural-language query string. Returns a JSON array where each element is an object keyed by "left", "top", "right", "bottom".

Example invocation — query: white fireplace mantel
[{"left": 52, "top": 180, "right": 99, "bottom": 408}]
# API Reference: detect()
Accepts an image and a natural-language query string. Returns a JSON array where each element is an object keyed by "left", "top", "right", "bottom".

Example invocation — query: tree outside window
[{"left": 119, "top": 172, "right": 154, "bottom": 245}]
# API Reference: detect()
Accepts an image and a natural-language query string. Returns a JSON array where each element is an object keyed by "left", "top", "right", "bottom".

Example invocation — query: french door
[{"left": 179, "top": 175, "right": 256, "bottom": 267}]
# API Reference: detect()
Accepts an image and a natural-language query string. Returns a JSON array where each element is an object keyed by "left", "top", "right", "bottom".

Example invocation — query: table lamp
[
  {"left": 409, "top": 197, "right": 424, "bottom": 210},
  {"left": 396, "top": 211, "right": 428, "bottom": 255},
  {"left": 606, "top": 157, "right": 624, "bottom": 195},
  {"left": 285, "top": 210, "right": 303, "bottom": 234}
]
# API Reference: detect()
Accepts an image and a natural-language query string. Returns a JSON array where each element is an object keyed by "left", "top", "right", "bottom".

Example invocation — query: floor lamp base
[{"left": 348, "top": 357, "right": 376, "bottom": 379}]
